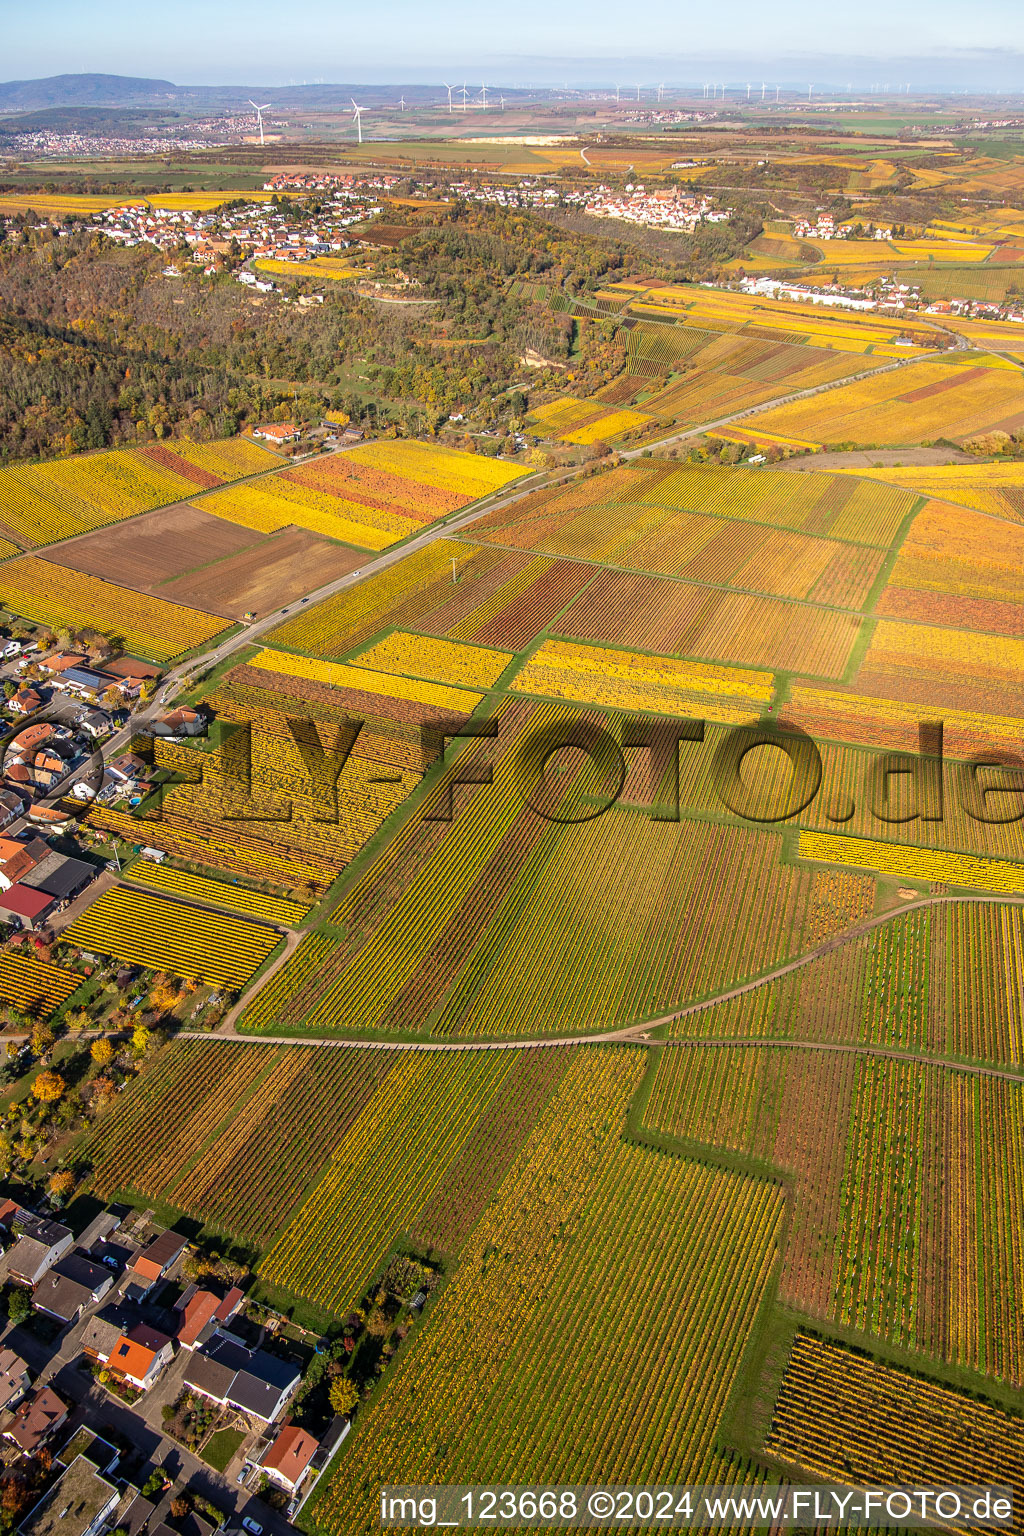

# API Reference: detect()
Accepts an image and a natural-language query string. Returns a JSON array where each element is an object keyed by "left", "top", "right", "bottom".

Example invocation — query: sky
[{"left": 7, "top": 0, "right": 1024, "bottom": 88}]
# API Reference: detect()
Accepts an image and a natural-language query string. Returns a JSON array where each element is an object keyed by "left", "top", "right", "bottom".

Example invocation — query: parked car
[{"left": 242, "top": 1519, "right": 263, "bottom": 1534}]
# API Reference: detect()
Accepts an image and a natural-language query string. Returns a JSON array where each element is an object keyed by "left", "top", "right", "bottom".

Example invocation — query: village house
[
  {"left": 105, "top": 752, "right": 148, "bottom": 787},
  {"left": 126, "top": 1230, "right": 187, "bottom": 1297},
  {"left": 39, "top": 653, "right": 87, "bottom": 678},
  {"left": 253, "top": 422, "right": 301, "bottom": 444},
  {"left": 147, "top": 708, "right": 204, "bottom": 741},
  {"left": 9, "top": 688, "right": 44, "bottom": 717},
  {"left": 3, "top": 1387, "right": 68, "bottom": 1455},
  {"left": 76, "top": 710, "right": 111, "bottom": 741},
  {"left": 57, "top": 668, "right": 115, "bottom": 704},
  {"left": 174, "top": 1284, "right": 244, "bottom": 1350},
  {"left": 0, "top": 1204, "right": 73, "bottom": 1286},
  {"left": 4, "top": 722, "right": 80, "bottom": 800},
  {"left": 0, "top": 789, "right": 26, "bottom": 829},
  {"left": 0, "top": 1347, "right": 31, "bottom": 1414},
  {"left": 32, "top": 1254, "right": 114, "bottom": 1326},
  {"left": 105, "top": 1325, "right": 175, "bottom": 1391},
  {"left": 251, "top": 1423, "right": 319, "bottom": 1495},
  {"left": 79, "top": 1305, "right": 135, "bottom": 1366},
  {"left": 183, "top": 1331, "right": 300, "bottom": 1422}
]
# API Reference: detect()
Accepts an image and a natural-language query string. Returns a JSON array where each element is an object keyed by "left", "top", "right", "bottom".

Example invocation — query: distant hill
[
  {"left": 0, "top": 106, "right": 182, "bottom": 136},
  {"left": 0, "top": 75, "right": 469, "bottom": 115},
  {"left": 0, "top": 74, "right": 177, "bottom": 111}
]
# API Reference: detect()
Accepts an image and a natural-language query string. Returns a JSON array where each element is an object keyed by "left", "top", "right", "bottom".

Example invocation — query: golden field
[{"left": 738, "top": 356, "right": 1024, "bottom": 447}]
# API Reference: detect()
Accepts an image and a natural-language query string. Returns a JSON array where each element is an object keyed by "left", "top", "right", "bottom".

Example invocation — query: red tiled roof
[
  {"left": 0, "top": 850, "right": 40, "bottom": 884},
  {"left": 215, "top": 1286, "right": 244, "bottom": 1321},
  {"left": 10, "top": 724, "right": 53, "bottom": 753},
  {"left": 132, "top": 1256, "right": 164, "bottom": 1282},
  {"left": 263, "top": 1424, "right": 317, "bottom": 1485},
  {"left": 41, "top": 654, "right": 87, "bottom": 674},
  {"left": 176, "top": 1290, "right": 220, "bottom": 1348}
]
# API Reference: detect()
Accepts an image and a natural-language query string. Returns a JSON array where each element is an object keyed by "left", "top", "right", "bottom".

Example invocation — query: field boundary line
[{"left": 179, "top": 889, "right": 1024, "bottom": 1058}]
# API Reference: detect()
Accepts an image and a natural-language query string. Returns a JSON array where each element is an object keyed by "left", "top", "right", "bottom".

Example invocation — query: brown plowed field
[
  {"left": 43, "top": 504, "right": 262, "bottom": 588},
  {"left": 42, "top": 504, "right": 366, "bottom": 618},
  {"left": 159, "top": 527, "right": 366, "bottom": 617}
]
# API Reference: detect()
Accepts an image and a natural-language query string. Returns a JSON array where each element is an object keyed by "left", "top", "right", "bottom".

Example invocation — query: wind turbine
[
  {"left": 761, "top": 81, "right": 766, "bottom": 101},
  {"left": 499, "top": 94, "right": 506, "bottom": 110},
  {"left": 248, "top": 100, "right": 271, "bottom": 146},
  {"left": 746, "top": 83, "right": 751, "bottom": 100},
  {"left": 479, "top": 82, "right": 488, "bottom": 107},
  {"left": 615, "top": 84, "right": 620, "bottom": 102},
  {"left": 351, "top": 99, "right": 366, "bottom": 144},
  {"left": 459, "top": 82, "right": 469, "bottom": 111},
  {"left": 636, "top": 84, "right": 641, "bottom": 101},
  {"left": 657, "top": 83, "right": 665, "bottom": 102},
  {"left": 398, "top": 95, "right": 407, "bottom": 111},
  {"left": 443, "top": 82, "right": 454, "bottom": 113}
]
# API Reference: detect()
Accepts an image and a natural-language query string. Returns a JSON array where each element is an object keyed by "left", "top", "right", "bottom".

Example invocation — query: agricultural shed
[
  {"left": 0, "top": 883, "right": 55, "bottom": 930},
  {"left": 22, "top": 854, "right": 97, "bottom": 904}
]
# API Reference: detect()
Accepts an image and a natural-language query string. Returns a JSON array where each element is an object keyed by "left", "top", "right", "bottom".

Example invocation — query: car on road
[{"left": 242, "top": 1519, "right": 263, "bottom": 1534}]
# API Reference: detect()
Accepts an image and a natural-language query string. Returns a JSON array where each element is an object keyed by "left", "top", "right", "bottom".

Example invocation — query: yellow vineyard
[
  {"left": 511, "top": 639, "right": 773, "bottom": 723},
  {"left": 798, "top": 831, "right": 1024, "bottom": 894},
  {"left": 0, "top": 558, "right": 228, "bottom": 661}
]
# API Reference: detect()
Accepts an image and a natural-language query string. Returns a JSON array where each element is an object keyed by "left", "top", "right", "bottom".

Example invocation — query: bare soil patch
[
  {"left": 42, "top": 504, "right": 263, "bottom": 588},
  {"left": 40, "top": 506, "right": 366, "bottom": 619},
  {"left": 779, "top": 447, "right": 975, "bottom": 471},
  {"left": 158, "top": 527, "right": 367, "bottom": 618}
]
